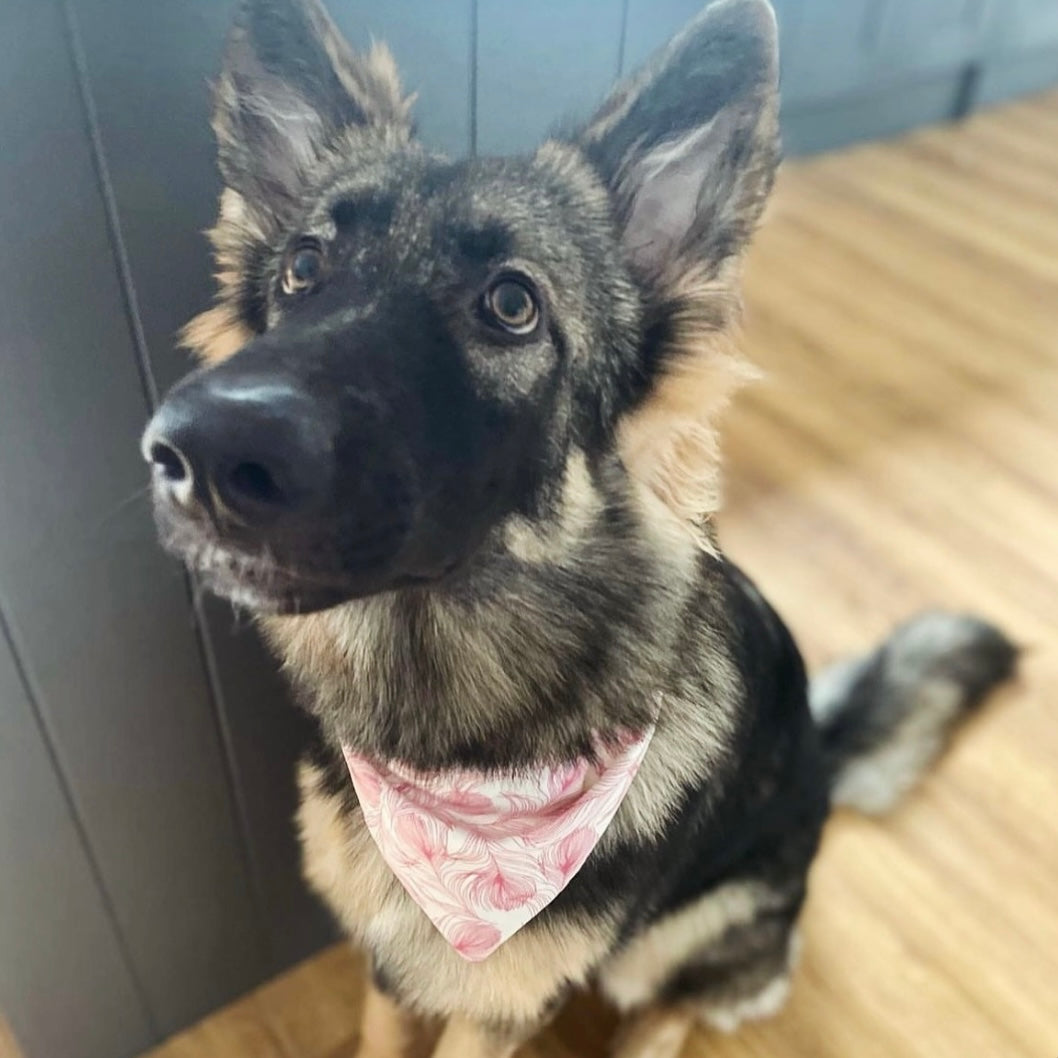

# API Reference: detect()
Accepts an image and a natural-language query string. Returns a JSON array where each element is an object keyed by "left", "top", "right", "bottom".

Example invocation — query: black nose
[{"left": 142, "top": 371, "right": 334, "bottom": 528}]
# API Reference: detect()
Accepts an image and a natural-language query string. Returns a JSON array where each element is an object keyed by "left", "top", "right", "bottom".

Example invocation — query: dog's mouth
[
  {"left": 176, "top": 538, "right": 350, "bottom": 614},
  {"left": 151, "top": 501, "right": 357, "bottom": 614},
  {"left": 155, "top": 503, "right": 447, "bottom": 614}
]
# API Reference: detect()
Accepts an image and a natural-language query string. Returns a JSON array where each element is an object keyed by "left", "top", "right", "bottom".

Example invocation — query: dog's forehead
[{"left": 312, "top": 147, "right": 603, "bottom": 258}]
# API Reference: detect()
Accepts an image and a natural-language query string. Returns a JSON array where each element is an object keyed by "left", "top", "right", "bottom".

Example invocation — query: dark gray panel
[
  {"left": 622, "top": 0, "right": 700, "bottom": 73},
  {"left": 782, "top": 73, "right": 964, "bottom": 156},
  {"left": 0, "top": 0, "right": 264, "bottom": 1037},
  {"left": 988, "top": 0, "right": 1058, "bottom": 54},
  {"left": 977, "top": 47, "right": 1058, "bottom": 105},
  {"left": 602, "top": 0, "right": 967, "bottom": 158},
  {"left": 69, "top": 0, "right": 237, "bottom": 395},
  {"left": 781, "top": 0, "right": 988, "bottom": 106},
  {"left": 70, "top": 0, "right": 427, "bottom": 972},
  {"left": 476, "top": 0, "right": 625, "bottom": 155},
  {"left": 0, "top": 616, "right": 154, "bottom": 1058},
  {"left": 771, "top": 0, "right": 880, "bottom": 105},
  {"left": 876, "top": 0, "right": 990, "bottom": 74},
  {"left": 195, "top": 596, "right": 338, "bottom": 971}
]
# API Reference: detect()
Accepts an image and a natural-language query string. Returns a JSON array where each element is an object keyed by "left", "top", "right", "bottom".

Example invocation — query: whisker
[
  {"left": 189, "top": 572, "right": 207, "bottom": 617},
  {"left": 90, "top": 483, "right": 152, "bottom": 536}
]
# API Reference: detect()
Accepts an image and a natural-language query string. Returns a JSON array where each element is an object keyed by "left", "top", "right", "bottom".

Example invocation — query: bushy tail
[{"left": 810, "top": 612, "right": 1017, "bottom": 814}]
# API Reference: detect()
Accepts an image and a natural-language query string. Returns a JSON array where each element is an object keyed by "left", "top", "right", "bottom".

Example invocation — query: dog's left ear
[
  {"left": 580, "top": 0, "right": 779, "bottom": 283},
  {"left": 214, "top": 0, "right": 412, "bottom": 214}
]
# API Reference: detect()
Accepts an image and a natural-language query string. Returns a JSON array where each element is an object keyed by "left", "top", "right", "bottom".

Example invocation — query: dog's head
[{"left": 143, "top": 0, "right": 779, "bottom": 614}]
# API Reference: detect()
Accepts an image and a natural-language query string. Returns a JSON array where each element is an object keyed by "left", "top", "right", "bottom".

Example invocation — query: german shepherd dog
[{"left": 142, "top": 0, "right": 1016, "bottom": 1054}]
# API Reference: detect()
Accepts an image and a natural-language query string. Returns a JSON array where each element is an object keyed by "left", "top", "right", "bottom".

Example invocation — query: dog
[{"left": 141, "top": 1, "right": 1017, "bottom": 1055}]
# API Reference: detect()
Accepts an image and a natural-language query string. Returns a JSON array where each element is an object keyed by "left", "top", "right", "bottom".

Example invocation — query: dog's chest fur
[
  {"left": 265, "top": 453, "right": 827, "bottom": 1030},
  {"left": 289, "top": 598, "right": 758, "bottom": 1027},
  {"left": 295, "top": 679, "right": 740, "bottom": 1027},
  {"left": 297, "top": 760, "right": 616, "bottom": 1023}
]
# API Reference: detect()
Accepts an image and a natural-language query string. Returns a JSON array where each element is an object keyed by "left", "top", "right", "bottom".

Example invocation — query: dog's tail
[{"left": 809, "top": 612, "right": 1017, "bottom": 814}]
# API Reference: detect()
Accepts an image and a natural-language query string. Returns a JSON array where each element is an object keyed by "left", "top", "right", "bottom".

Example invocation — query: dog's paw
[{"left": 695, "top": 973, "right": 791, "bottom": 1034}]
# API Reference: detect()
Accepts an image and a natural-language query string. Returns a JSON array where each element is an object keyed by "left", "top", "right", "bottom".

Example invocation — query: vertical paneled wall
[
  {"left": 1, "top": 4, "right": 480, "bottom": 1055},
  {"left": 1, "top": 2, "right": 1056, "bottom": 1058},
  {"left": 0, "top": 0, "right": 267, "bottom": 1052},
  {"left": 476, "top": 0, "right": 625, "bottom": 153}
]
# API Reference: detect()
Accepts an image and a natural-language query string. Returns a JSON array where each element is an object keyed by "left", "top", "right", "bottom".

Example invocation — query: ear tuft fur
[
  {"left": 618, "top": 262, "right": 759, "bottom": 542},
  {"left": 214, "top": 0, "right": 413, "bottom": 215},
  {"left": 181, "top": 304, "right": 255, "bottom": 364}
]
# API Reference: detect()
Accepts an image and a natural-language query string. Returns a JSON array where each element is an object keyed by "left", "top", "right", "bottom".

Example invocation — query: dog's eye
[
  {"left": 281, "top": 240, "right": 326, "bottom": 296},
  {"left": 483, "top": 278, "right": 539, "bottom": 335}
]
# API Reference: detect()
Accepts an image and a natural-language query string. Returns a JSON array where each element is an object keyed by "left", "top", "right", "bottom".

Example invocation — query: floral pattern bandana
[{"left": 342, "top": 726, "right": 655, "bottom": 962}]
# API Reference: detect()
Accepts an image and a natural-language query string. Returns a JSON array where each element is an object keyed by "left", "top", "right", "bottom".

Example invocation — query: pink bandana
[{"left": 342, "top": 727, "right": 655, "bottom": 962}]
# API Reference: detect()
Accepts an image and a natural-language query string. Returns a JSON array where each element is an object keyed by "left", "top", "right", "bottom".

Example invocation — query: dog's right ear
[
  {"left": 214, "top": 0, "right": 412, "bottom": 216},
  {"left": 579, "top": 0, "right": 779, "bottom": 286},
  {"left": 577, "top": 0, "right": 779, "bottom": 533}
]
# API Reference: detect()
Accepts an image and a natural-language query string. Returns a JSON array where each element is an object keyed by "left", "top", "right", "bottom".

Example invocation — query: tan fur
[
  {"left": 617, "top": 261, "right": 758, "bottom": 543},
  {"left": 596, "top": 482, "right": 742, "bottom": 848},
  {"left": 267, "top": 589, "right": 564, "bottom": 742},
  {"left": 298, "top": 764, "right": 618, "bottom": 1027},
  {"left": 0, "top": 1017, "right": 26, "bottom": 1058},
  {"left": 503, "top": 450, "right": 602, "bottom": 564},
  {"left": 429, "top": 1018, "right": 521, "bottom": 1058},
  {"left": 503, "top": 449, "right": 703, "bottom": 578},
  {"left": 181, "top": 303, "right": 253, "bottom": 364},
  {"left": 182, "top": 188, "right": 263, "bottom": 363}
]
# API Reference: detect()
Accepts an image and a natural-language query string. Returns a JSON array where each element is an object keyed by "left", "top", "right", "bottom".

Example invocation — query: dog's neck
[{"left": 261, "top": 451, "right": 705, "bottom": 771}]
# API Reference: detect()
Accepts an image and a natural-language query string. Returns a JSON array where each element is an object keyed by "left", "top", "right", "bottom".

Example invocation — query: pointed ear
[
  {"left": 580, "top": 0, "right": 779, "bottom": 283},
  {"left": 583, "top": 1, "right": 778, "bottom": 540},
  {"left": 214, "top": 0, "right": 413, "bottom": 215}
]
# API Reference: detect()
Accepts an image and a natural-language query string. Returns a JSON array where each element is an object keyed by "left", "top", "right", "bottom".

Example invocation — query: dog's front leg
[
  {"left": 354, "top": 978, "right": 429, "bottom": 1058},
  {"left": 609, "top": 1008, "right": 694, "bottom": 1058},
  {"left": 429, "top": 1015, "right": 533, "bottom": 1058}
]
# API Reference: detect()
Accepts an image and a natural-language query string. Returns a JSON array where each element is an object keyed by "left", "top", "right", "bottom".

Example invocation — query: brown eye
[
  {"left": 281, "top": 240, "right": 325, "bottom": 296},
  {"left": 483, "top": 278, "right": 539, "bottom": 335}
]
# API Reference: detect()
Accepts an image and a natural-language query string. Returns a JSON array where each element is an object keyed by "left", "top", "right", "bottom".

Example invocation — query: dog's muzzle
[{"left": 141, "top": 363, "right": 414, "bottom": 611}]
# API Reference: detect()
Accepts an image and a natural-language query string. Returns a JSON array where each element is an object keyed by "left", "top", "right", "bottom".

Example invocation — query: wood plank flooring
[
  {"left": 139, "top": 89, "right": 1058, "bottom": 1058},
  {"left": 0, "top": 1017, "right": 26, "bottom": 1058}
]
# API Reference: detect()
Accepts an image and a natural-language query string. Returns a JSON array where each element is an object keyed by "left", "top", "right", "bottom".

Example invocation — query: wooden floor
[{"left": 141, "top": 91, "right": 1058, "bottom": 1058}]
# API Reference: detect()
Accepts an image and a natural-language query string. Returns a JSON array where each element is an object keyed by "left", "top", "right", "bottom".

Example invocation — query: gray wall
[{"left": 1, "top": 2, "right": 1055, "bottom": 1057}]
